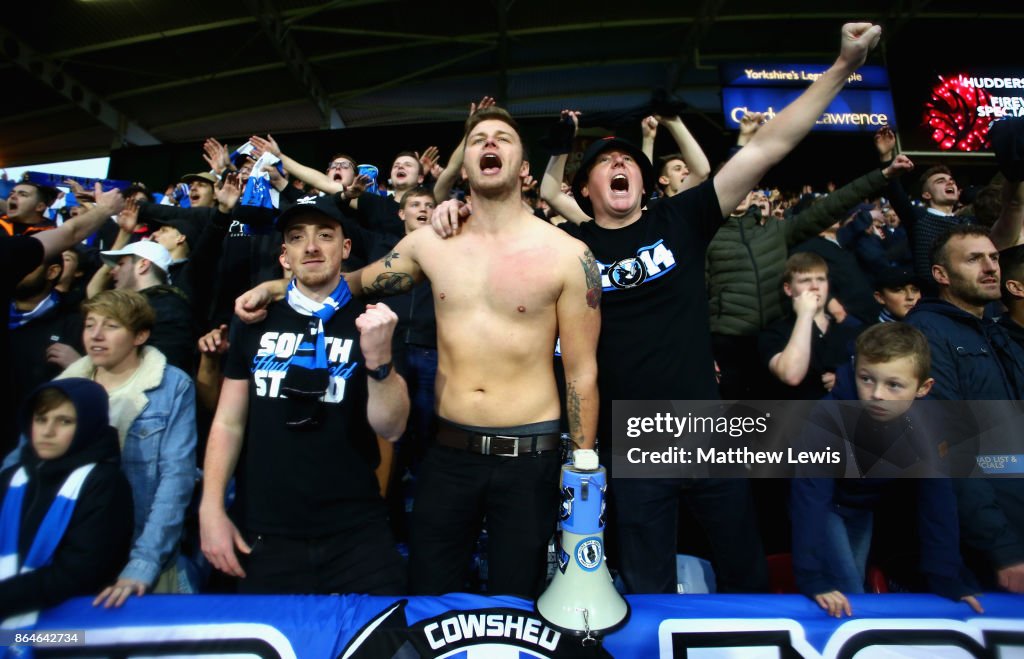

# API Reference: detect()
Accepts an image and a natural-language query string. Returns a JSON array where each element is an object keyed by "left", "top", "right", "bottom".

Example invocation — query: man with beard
[
  {"left": 98, "top": 241, "right": 196, "bottom": 376},
  {"left": 905, "top": 225, "right": 1024, "bottom": 596},
  {"left": 8, "top": 253, "right": 85, "bottom": 409},
  {"left": 905, "top": 224, "right": 1022, "bottom": 399},
  {"left": 201, "top": 200, "right": 410, "bottom": 595},
  {"left": 553, "top": 22, "right": 881, "bottom": 596},
  {"left": 436, "top": 23, "right": 881, "bottom": 596},
  {"left": 358, "top": 107, "right": 598, "bottom": 598},
  {"left": 1, "top": 184, "right": 125, "bottom": 453},
  {"left": 238, "top": 106, "right": 600, "bottom": 599}
]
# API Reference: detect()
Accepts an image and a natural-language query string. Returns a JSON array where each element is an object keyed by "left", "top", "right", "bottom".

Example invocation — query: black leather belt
[{"left": 436, "top": 425, "right": 561, "bottom": 457}]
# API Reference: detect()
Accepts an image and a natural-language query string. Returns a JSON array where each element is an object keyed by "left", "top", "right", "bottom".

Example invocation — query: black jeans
[
  {"left": 612, "top": 477, "right": 769, "bottom": 594},
  {"left": 409, "top": 444, "right": 561, "bottom": 598},
  {"left": 239, "top": 508, "right": 405, "bottom": 595}
]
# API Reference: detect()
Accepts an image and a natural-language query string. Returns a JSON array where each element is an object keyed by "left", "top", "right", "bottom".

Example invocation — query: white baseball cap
[{"left": 100, "top": 240, "right": 172, "bottom": 273}]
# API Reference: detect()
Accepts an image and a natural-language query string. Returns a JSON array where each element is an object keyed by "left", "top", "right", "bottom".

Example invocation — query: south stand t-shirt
[{"left": 224, "top": 299, "right": 382, "bottom": 536}]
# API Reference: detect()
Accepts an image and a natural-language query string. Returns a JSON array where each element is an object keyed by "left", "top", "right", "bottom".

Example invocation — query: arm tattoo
[
  {"left": 361, "top": 251, "right": 413, "bottom": 296},
  {"left": 566, "top": 380, "right": 584, "bottom": 451},
  {"left": 580, "top": 249, "right": 602, "bottom": 309},
  {"left": 365, "top": 272, "right": 414, "bottom": 297}
]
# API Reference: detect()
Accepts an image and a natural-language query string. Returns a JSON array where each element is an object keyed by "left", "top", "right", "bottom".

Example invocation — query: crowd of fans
[{"left": 1, "top": 21, "right": 1023, "bottom": 624}]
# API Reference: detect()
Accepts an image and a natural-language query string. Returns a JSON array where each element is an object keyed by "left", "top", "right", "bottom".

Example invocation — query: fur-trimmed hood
[{"left": 58, "top": 346, "right": 167, "bottom": 444}]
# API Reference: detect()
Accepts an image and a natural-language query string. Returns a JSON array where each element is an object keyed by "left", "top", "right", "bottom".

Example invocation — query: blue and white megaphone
[{"left": 536, "top": 454, "right": 629, "bottom": 645}]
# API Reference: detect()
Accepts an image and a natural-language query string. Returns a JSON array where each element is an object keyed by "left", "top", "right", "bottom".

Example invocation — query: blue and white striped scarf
[
  {"left": 281, "top": 277, "right": 352, "bottom": 427},
  {"left": 0, "top": 464, "right": 95, "bottom": 631}
]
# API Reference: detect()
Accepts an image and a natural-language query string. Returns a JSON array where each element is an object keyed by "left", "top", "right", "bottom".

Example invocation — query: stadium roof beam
[
  {"left": 667, "top": 0, "right": 727, "bottom": 90},
  {"left": 48, "top": 1, "right": 396, "bottom": 59},
  {"left": 0, "top": 26, "right": 160, "bottom": 147},
  {"left": 245, "top": 0, "right": 345, "bottom": 129},
  {"left": 330, "top": 46, "right": 496, "bottom": 103}
]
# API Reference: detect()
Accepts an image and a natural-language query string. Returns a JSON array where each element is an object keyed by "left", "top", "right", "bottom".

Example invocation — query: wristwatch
[{"left": 367, "top": 361, "right": 393, "bottom": 381}]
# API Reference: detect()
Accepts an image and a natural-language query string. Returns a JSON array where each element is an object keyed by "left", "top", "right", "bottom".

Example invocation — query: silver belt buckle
[{"left": 482, "top": 434, "right": 519, "bottom": 457}]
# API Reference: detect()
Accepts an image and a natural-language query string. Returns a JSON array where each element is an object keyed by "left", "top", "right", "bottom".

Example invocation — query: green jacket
[{"left": 706, "top": 168, "right": 888, "bottom": 336}]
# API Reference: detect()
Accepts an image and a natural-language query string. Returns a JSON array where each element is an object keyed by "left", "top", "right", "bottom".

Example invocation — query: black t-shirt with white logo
[
  {"left": 224, "top": 300, "right": 381, "bottom": 536},
  {"left": 561, "top": 180, "right": 723, "bottom": 440}
]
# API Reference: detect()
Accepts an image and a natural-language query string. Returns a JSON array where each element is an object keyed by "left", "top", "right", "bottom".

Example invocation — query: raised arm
[
  {"left": 541, "top": 153, "right": 591, "bottom": 226},
  {"left": 86, "top": 197, "right": 139, "bottom": 298},
  {"left": 768, "top": 292, "right": 818, "bottom": 386},
  {"left": 736, "top": 111, "right": 764, "bottom": 148},
  {"left": 785, "top": 155, "right": 913, "bottom": 246},
  {"left": 202, "top": 138, "right": 233, "bottom": 177},
  {"left": 658, "top": 114, "right": 711, "bottom": 190},
  {"left": 434, "top": 136, "right": 466, "bottom": 203},
  {"left": 641, "top": 115, "right": 657, "bottom": 163},
  {"left": 715, "top": 22, "right": 882, "bottom": 217},
  {"left": 538, "top": 111, "right": 592, "bottom": 225},
  {"left": 874, "top": 125, "right": 918, "bottom": 233},
  {"left": 356, "top": 303, "right": 410, "bottom": 442},
  {"left": 249, "top": 134, "right": 343, "bottom": 195},
  {"left": 34, "top": 184, "right": 124, "bottom": 259},
  {"left": 63, "top": 178, "right": 94, "bottom": 211},
  {"left": 434, "top": 96, "right": 495, "bottom": 202},
  {"left": 557, "top": 245, "right": 601, "bottom": 451}
]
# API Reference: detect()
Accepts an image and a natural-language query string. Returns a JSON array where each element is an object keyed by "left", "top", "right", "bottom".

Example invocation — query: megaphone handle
[{"left": 578, "top": 608, "right": 597, "bottom": 647}]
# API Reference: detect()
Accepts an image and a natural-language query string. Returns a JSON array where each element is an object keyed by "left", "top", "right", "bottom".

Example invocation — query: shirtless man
[
  {"left": 434, "top": 22, "right": 884, "bottom": 596},
  {"left": 238, "top": 106, "right": 600, "bottom": 598}
]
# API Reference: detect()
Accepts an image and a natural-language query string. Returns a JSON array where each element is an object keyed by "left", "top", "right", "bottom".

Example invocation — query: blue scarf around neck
[{"left": 281, "top": 277, "right": 352, "bottom": 428}]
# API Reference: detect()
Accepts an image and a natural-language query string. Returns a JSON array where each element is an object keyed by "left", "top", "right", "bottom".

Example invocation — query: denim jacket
[{"left": 56, "top": 347, "right": 199, "bottom": 587}]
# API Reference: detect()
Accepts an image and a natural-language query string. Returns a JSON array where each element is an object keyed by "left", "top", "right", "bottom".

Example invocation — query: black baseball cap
[
  {"left": 571, "top": 136, "right": 655, "bottom": 217},
  {"left": 275, "top": 194, "right": 345, "bottom": 231},
  {"left": 874, "top": 266, "right": 927, "bottom": 291},
  {"left": 144, "top": 216, "right": 201, "bottom": 249}
]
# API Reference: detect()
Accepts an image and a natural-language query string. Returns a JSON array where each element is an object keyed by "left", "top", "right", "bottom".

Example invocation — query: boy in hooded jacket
[{"left": 0, "top": 378, "right": 132, "bottom": 620}]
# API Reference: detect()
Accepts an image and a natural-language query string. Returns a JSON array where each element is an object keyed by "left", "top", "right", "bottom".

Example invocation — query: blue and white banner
[
  {"left": 18, "top": 172, "right": 133, "bottom": 221},
  {"left": 12, "top": 593, "right": 1024, "bottom": 657},
  {"left": 23, "top": 172, "right": 131, "bottom": 194}
]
